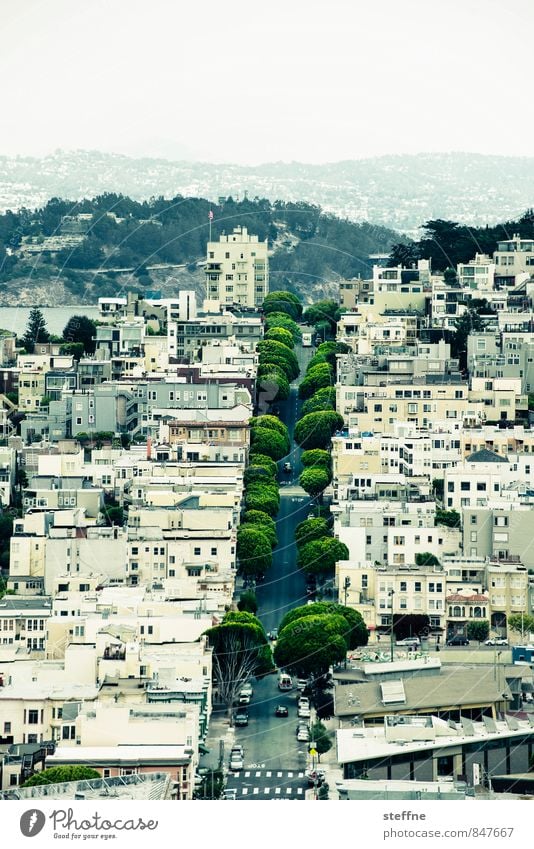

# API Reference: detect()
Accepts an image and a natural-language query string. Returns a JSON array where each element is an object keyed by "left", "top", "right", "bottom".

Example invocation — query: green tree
[
  {"left": 257, "top": 340, "right": 299, "bottom": 380},
  {"left": 294, "top": 411, "right": 344, "bottom": 450},
  {"left": 22, "top": 766, "right": 101, "bottom": 787},
  {"left": 263, "top": 291, "right": 302, "bottom": 320},
  {"left": 193, "top": 768, "right": 224, "bottom": 800},
  {"left": 298, "top": 537, "right": 349, "bottom": 575},
  {"left": 264, "top": 312, "right": 302, "bottom": 342},
  {"left": 415, "top": 552, "right": 440, "bottom": 567},
  {"left": 301, "top": 449, "right": 331, "bottom": 470},
  {"left": 250, "top": 428, "right": 288, "bottom": 461},
  {"left": 205, "top": 611, "right": 273, "bottom": 718},
  {"left": 316, "top": 340, "right": 350, "bottom": 368},
  {"left": 436, "top": 508, "right": 461, "bottom": 528},
  {"left": 244, "top": 465, "right": 276, "bottom": 488},
  {"left": 295, "top": 517, "right": 330, "bottom": 546},
  {"left": 309, "top": 719, "right": 332, "bottom": 759},
  {"left": 432, "top": 477, "right": 444, "bottom": 501},
  {"left": 508, "top": 614, "right": 534, "bottom": 635},
  {"left": 298, "top": 363, "right": 333, "bottom": 400},
  {"left": 62, "top": 315, "right": 97, "bottom": 353},
  {"left": 257, "top": 369, "right": 290, "bottom": 402},
  {"left": 467, "top": 620, "right": 490, "bottom": 642},
  {"left": 273, "top": 614, "right": 348, "bottom": 678},
  {"left": 247, "top": 454, "right": 278, "bottom": 477},
  {"left": 237, "top": 590, "right": 258, "bottom": 614},
  {"left": 299, "top": 467, "right": 331, "bottom": 499},
  {"left": 301, "top": 387, "right": 336, "bottom": 416},
  {"left": 236, "top": 525, "right": 273, "bottom": 578},
  {"left": 303, "top": 300, "right": 340, "bottom": 334},
  {"left": 244, "top": 484, "right": 280, "bottom": 517},
  {"left": 59, "top": 341, "right": 85, "bottom": 361},
  {"left": 450, "top": 308, "right": 490, "bottom": 368},
  {"left": 264, "top": 326, "right": 295, "bottom": 349},
  {"left": 21, "top": 307, "right": 50, "bottom": 353},
  {"left": 250, "top": 415, "right": 290, "bottom": 441},
  {"left": 242, "top": 510, "right": 278, "bottom": 548},
  {"left": 280, "top": 602, "right": 368, "bottom": 650}
]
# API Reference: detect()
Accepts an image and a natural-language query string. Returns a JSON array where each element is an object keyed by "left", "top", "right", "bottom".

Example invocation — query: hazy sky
[{"left": 2, "top": 0, "right": 534, "bottom": 164}]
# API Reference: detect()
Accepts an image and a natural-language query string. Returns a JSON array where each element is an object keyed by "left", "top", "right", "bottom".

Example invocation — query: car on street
[
  {"left": 234, "top": 709, "right": 249, "bottom": 727},
  {"left": 231, "top": 745, "right": 244, "bottom": 758},
  {"left": 298, "top": 695, "right": 310, "bottom": 708},
  {"left": 298, "top": 705, "right": 311, "bottom": 719},
  {"left": 446, "top": 635, "right": 470, "bottom": 646},
  {"left": 296, "top": 679, "right": 308, "bottom": 692},
  {"left": 484, "top": 638, "right": 508, "bottom": 646},
  {"left": 283, "top": 462, "right": 292, "bottom": 473},
  {"left": 240, "top": 682, "right": 253, "bottom": 697},
  {"left": 267, "top": 629, "right": 278, "bottom": 641},
  {"left": 238, "top": 691, "right": 251, "bottom": 706},
  {"left": 297, "top": 725, "right": 310, "bottom": 742},
  {"left": 275, "top": 705, "right": 289, "bottom": 717},
  {"left": 395, "top": 637, "right": 420, "bottom": 647},
  {"left": 222, "top": 789, "right": 237, "bottom": 800},
  {"left": 229, "top": 752, "right": 244, "bottom": 771}
]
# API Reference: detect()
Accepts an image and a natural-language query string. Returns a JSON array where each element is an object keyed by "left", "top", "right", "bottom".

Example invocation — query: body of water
[{"left": 0, "top": 306, "right": 101, "bottom": 337}]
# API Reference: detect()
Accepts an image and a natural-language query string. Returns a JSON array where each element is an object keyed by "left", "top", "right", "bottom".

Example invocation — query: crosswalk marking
[
  {"left": 253, "top": 788, "right": 259, "bottom": 795},
  {"left": 244, "top": 771, "right": 250, "bottom": 777},
  {"left": 242, "top": 788, "right": 248, "bottom": 795},
  {"left": 288, "top": 771, "right": 293, "bottom": 778},
  {"left": 286, "top": 787, "right": 292, "bottom": 794},
  {"left": 264, "top": 788, "right": 270, "bottom": 794},
  {"left": 277, "top": 771, "right": 283, "bottom": 777},
  {"left": 297, "top": 788, "right": 303, "bottom": 795},
  {"left": 255, "top": 771, "right": 261, "bottom": 777},
  {"left": 266, "top": 771, "right": 272, "bottom": 777},
  {"left": 275, "top": 788, "right": 281, "bottom": 795}
]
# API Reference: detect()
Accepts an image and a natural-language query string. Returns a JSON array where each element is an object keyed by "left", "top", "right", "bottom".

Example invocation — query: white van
[{"left": 278, "top": 672, "right": 292, "bottom": 691}]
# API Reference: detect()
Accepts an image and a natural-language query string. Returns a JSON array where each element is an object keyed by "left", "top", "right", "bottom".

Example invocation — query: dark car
[
  {"left": 234, "top": 709, "right": 249, "bottom": 727},
  {"left": 446, "top": 635, "right": 469, "bottom": 646},
  {"left": 267, "top": 629, "right": 278, "bottom": 641},
  {"left": 275, "top": 705, "right": 288, "bottom": 717}
]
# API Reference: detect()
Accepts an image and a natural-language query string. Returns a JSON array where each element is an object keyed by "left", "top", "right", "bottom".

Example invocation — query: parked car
[
  {"left": 297, "top": 727, "right": 310, "bottom": 742},
  {"left": 484, "top": 638, "right": 508, "bottom": 646},
  {"left": 275, "top": 705, "right": 289, "bottom": 717},
  {"left": 395, "top": 637, "right": 420, "bottom": 647},
  {"left": 298, "top": 695, "right": 310, "bottom": 708},
  {"left": 446, "top": 635, "right": 469, "bottom": 646},
  {"left": 231, "top": 745, "right": 244, "bottom": 758},
  {"left": 234, "top": 709, "right": 249, "bottom": 727},
  {"left": 229, "top": 752, "right": 244, "bottom": 771},
  {"left": 296, "top": 680, "right": 308, "bottom": 693},
  {"left": 222, "top": 789, "right": 237, "bottom": 800}
]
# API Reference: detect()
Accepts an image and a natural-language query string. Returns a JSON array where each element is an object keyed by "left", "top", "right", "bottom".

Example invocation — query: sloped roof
[{"left": 466, "top": 448, "right": 508, "bottom": 463}]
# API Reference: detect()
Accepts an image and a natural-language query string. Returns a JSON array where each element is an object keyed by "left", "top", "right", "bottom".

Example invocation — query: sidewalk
[{"left": 199, "top": 707, "right": 235, "bottom": 772}]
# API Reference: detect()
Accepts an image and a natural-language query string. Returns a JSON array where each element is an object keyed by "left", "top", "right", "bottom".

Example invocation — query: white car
[
  {"left": 240, "top": 682, "right": 253, "bottom": 697},
  {"left": 298, "top": 706, "right": 311, "bottom": 719},
  {"left": 484, "top": 638, "right": 508, "bottom": 646},
  {"left": 229, "top": 754, "right": 244, "bottom": 771},
  {"left": 298, "top": 696, "right": 310, "bottom": 709},
  {"left": 297, "top": 727, "right": 310, "bottom": 742}
]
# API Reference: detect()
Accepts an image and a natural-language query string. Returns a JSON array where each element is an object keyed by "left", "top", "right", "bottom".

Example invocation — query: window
[
  {"left": 194, "top": 547, "right": 201, "bottom": 556},
  {"left": 460, "top": 481, "right": 470, "bottom": 491},
  {"left": 399, "top": 581, "right": 407, "bottom": 591},
  {"left": 27, "top": 710, "right": 39, "bottom": 725},
  {"left": 211, "top": 547, "right": 217, "bottom": 556},
  {"left": 414, "top": 582, "right": 421, "bottom": 592}
]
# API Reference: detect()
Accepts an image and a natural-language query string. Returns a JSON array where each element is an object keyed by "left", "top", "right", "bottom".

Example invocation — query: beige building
[{"left": 205, "top": 225, "right": 269, "bottom": 308}]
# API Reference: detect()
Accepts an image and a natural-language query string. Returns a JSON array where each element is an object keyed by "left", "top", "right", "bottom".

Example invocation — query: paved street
[{"left": 225, "top": 768, "right": 308, "bottom": 800}]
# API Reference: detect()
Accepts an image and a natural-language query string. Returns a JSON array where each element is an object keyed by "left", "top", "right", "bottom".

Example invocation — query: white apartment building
[
  {"left": 443, "top": 449, "right": 533, "bottom": 510},
  {"left": 205, "top": 225, "right": 269, "bottom": 308},
  {"left": 457, "top": 253, "right": 496, "bottom": 291}
]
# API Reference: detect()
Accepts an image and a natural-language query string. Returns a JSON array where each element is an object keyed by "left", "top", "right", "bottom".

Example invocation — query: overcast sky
[{"left": 2, "top": 0, "right": 534, "bottom": 164}]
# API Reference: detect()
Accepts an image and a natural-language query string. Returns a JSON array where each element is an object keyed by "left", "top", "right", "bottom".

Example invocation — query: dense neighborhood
[{"left": 1, "top": 219, "right": 534, "bottom": 803}]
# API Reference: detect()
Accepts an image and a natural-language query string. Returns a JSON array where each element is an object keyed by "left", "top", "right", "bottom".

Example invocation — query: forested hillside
[{"left": 0, "top": 195, "right": 397, "bottom": 305}]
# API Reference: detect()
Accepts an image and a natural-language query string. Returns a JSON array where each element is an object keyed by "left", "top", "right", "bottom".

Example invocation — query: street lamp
[{"left": 389, "top": 589, "right": 395, "bottom": 662}]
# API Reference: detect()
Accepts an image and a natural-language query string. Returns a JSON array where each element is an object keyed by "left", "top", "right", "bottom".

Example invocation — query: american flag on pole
[{"left": 208, "top": 210, "right": 214, "bottom": 220}]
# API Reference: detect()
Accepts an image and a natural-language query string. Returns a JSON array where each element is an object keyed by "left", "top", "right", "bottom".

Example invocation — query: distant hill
[
  {"left": 0, "top": 195, "right": 398, "bottom": 306},
  {"left": 1, "top": 150, "right": 534, "bottom": 234}
]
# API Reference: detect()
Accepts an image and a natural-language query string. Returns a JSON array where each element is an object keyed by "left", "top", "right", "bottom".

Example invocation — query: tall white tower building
[{"left": 205, "top": 225, "right": 269, "bottom": 308}]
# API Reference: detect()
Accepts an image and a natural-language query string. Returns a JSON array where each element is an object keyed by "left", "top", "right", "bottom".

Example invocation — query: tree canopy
[
  {"left": 250, "top": 428, "right": 288, "bottom": 461},
  {"left": 294, "top": 517, "right": 330, "bottom": 546},
  {"left": 298, "top": 363, "right": 334, "bottom": 400},
  {"left": 279, "top": 602, "right": 368, "bottom": 651},
  {"left": 22, "top": 766, "right": 101, "bottom": 787},
  {"left": 298, "top": 537, "right": 349, "bottom": 575},
  {"left": 273, "top": 613, "right": 348, "bottom": 678},
  {"left": 299, "top": 467, "right": 331, "bottom": 499},
  {"left": 262, "top": 290, "right": 303, "bottom": 321},
  {"left": 301, "top": 387, "right": 336, "bottom": 416},
  {"left": 62, "top": 314, "right": 97, "bottom": 353},
  {"left": 294, "top": 411, "right": 344, "bottom": 449},
  {"left": 236, "top": 525, "right": 273, "bottom": 577},
  {"left": 21, "top": 307, "right": 50, "bottom": 352},
  {"left": 205, "top": 611, "right": 273, "bottom": 715}
]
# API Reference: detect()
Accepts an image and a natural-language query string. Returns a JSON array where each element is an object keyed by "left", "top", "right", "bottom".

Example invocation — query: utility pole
[
  {"left": 389, "top": 589, "right": 395, "bottom": 662},
  {"left": 343, "top": 576, "right": 351, "bottom": 606}
]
